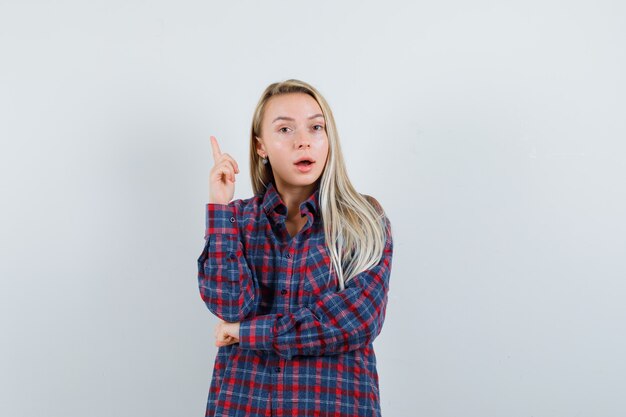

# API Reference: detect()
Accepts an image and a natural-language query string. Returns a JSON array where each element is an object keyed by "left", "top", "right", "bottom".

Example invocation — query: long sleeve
[
  {"left": 237, "top": 215, "right": 393, "bottom": 360},
  {"left": 197, "top": 203, "right": 259, "bottom": 323}
]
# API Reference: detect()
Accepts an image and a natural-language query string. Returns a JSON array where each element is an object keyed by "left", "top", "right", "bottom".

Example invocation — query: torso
[{"left": 200, "top": 184, "right": 384, "bottom": 416}]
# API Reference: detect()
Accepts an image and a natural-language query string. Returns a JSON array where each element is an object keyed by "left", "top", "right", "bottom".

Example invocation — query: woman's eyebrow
[{"left": 272, "top": 114, "right": 324, "bottom": 123}]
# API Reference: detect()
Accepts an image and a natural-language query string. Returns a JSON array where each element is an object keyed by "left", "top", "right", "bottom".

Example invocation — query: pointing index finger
[{"left": 210, "top": 136, "right": 222, "bottom": 161}]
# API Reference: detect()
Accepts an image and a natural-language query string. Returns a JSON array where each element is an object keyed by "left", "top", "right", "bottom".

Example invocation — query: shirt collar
[{"left": 261, "top": 181, "right": 321, "bottom": 223}]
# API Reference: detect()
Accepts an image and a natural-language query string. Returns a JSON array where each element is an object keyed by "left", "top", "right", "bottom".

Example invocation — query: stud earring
[{"left": 262, "top": 157, "right": 268, "bottom": 165}]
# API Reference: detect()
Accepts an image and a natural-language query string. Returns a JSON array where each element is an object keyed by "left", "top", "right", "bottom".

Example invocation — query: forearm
[
  {"left": 197, "top": 203, "right": 259, "bottom": 322},
  {"left": 237, "top": 216, "right": 393, "bottom": 359},
  {"left": 239, "top": 255, "right": 391, "bottom": 358}
]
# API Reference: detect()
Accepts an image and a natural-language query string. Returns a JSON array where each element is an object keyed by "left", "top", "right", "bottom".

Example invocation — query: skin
[{"left": 209, "top": 92, "right": 330, "bottom": 348}]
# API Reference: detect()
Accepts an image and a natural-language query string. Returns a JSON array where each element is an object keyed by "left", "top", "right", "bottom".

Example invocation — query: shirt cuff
[
  {"left": 238, "top": 314, "right": 277, "bottom": 351},
  {"left": 205, "top": 203, "right": 238, "bottom": 239}
]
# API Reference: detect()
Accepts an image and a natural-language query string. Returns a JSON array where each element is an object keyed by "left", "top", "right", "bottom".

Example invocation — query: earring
[{"left": 262, "top": 157, "right": 268, "bottom": 165}]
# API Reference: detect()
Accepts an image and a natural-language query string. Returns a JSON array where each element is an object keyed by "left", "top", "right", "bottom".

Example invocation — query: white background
[{"left": 1, "top": 1, "right": 625, "bottom": 416}]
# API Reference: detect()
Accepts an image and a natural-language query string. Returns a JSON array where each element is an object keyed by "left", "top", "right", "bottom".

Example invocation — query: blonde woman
[{"left": 198, "top": 79, "right": 394, "bottom": 417}]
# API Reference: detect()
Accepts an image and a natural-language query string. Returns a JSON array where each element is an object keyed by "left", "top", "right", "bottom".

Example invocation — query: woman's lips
[{"left": 295, "top": 161, "right": 314, "bottom": 173}]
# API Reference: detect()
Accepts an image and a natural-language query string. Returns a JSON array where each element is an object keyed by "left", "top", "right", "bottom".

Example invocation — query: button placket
[{"left": 283, "top": 244, "right": 294, "bottom": 304}]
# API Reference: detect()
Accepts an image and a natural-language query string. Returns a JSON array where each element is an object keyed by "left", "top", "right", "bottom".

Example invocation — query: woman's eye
[
  {"left": 279, "top": 127, "right": 290, "bottom": 133},
  {"left": 313, "top": 125, "right": 325, "bottom": 131}
]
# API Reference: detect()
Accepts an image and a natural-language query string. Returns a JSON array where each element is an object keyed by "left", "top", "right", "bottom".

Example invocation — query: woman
[{"left": 198, "top": 79, "right": 394, "bottom": 416}]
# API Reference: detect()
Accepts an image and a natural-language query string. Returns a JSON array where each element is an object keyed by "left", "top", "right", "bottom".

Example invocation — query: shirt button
[
  {"left": 229, "top": 253, "right": 236, "bottom": 260},
  {"left": 281, "top": 289, "right": 288, "bottom": 295},
  {"left": 274, "top": 367, "right": 281, "bottom": 373},
  {"left": 229, "top": 217, "right": 235, "bottom": 223},
  {"left": 285, "top": 253, "right": 291, "bottom": 259}
]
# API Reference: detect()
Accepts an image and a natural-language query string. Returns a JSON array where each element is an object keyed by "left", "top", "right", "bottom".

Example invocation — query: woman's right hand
[{"left": 209, "top": 136, "right": 240, "bottom": 204}]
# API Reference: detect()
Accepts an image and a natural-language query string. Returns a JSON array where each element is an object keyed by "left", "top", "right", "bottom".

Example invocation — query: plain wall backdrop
[{"left": 1, "top": 1, "right": 625, "bottom": 416}]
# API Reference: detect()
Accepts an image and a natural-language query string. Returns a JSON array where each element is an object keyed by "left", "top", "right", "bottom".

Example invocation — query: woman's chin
[{"left": 276, "top": 175, "right": 322, "bottom": 189}]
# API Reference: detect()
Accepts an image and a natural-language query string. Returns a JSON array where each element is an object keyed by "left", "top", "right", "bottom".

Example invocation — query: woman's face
[{"left": 257, "top": 93, "right": 329, "bottom": 192}]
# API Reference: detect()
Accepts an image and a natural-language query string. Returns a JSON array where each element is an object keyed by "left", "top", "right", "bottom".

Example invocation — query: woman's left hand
[{"left": 214, "top": 320, "right": 240, "bottom": 347}]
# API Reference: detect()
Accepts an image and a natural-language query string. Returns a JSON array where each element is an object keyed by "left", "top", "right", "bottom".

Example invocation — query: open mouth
[
  {"left": 294, "top": 158, "right": 315, "bottom": 172},
  {"left": 295, "top": 160, "right": 314, "bottom": 166}
]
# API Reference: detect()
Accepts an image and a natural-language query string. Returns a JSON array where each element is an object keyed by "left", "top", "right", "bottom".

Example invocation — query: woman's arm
[
  {"left": 237, "top": 215, "right": 393, "bottom": 360},
  {"left": 197, "top": 202, "right": 259, "bottom": 323}
]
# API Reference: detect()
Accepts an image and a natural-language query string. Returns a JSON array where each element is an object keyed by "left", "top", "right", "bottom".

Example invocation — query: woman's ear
[{"left": 255, "top": 136, "right": 266, "bottom": 157}]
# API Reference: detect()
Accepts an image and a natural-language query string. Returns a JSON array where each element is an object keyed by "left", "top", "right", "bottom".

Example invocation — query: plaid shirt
[{"left": 197, "top": 181, "right": 394, "bottom": 417}]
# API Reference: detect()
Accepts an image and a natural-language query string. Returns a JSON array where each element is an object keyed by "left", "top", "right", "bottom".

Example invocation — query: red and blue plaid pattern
[{"left": 198, "top": 181, "right": 393, "bottom": 416}]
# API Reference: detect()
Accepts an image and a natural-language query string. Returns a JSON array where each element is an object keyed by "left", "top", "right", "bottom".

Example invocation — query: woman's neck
[{"left": 274, "top": 181, "right": 317, "bottom": 220}]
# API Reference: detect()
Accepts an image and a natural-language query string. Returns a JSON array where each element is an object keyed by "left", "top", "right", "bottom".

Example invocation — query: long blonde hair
[{"left": 249, "top": 79, "right": 389, "bottom": 290}]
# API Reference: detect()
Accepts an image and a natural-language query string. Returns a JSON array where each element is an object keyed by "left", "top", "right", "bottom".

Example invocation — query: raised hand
[{"left": 208, "top": 136, "right": 240, "bottom": 204}]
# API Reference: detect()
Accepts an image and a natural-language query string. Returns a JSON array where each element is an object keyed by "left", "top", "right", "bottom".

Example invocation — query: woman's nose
[{"left": 295, "top": 132, "right": 311, "bottom": 148}]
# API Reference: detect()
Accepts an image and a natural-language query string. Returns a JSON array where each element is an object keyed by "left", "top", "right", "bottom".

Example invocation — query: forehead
[{"left": 263, "top": 93, "right": 323, "bottom": 120}]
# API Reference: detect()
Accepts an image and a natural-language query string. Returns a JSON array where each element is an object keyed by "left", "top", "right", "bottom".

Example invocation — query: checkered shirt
[{"left": 197, "top": 181, "right": 393, "bottom": 416}]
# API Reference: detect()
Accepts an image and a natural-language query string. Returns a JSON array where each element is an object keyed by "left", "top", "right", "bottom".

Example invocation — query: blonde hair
[{"left": 249, "top": 79, "right": 389, "bottom": 291}]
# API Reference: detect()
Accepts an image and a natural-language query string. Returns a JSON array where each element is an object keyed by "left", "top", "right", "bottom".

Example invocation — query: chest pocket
[{"left": 303, "top": 244, "right": 338, "bottom": 295}]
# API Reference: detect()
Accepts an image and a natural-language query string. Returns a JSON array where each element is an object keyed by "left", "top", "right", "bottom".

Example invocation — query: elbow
[
  {"left": 358, "top": 320, "right": 383, "bottom": 347},
  {"left": 199, "top": 287, "right": 254, "bottom": 323},
  {"left": 216, "top": 310, "right": 247, "bottom": 323},
  {"left": 201, "top": 299, "right": 249, "bottom": 323},
  {"left": 348, "top": 308, "right": 387, "bottom": 349}
]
